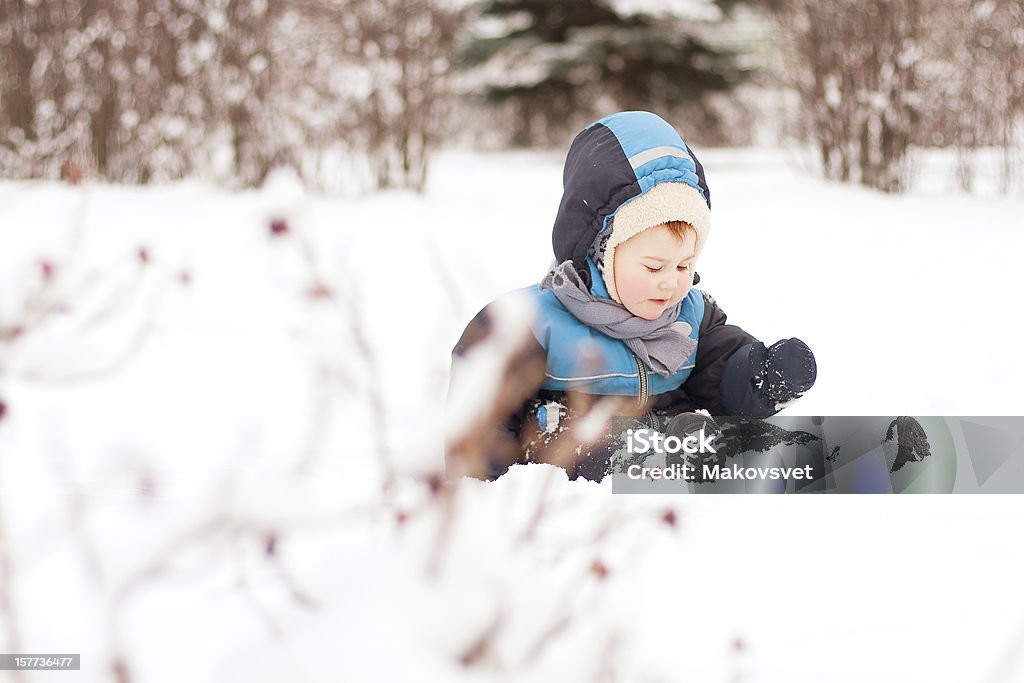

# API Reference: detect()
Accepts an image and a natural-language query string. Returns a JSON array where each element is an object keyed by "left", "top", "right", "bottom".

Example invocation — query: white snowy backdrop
[{"left": 2, "top": 146, "right": 1024, "bottom": 682}]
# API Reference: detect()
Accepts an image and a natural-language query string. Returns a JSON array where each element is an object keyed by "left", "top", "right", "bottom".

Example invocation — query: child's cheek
[{"left": 677, "top": 273, "right": 691, "bottom": 294}]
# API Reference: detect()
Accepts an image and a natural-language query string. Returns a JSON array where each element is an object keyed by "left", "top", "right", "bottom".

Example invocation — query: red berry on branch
[
  {"left": 40, "top": 260, "right": 54, "bottom": 280},
  {"left": 0, "top": 399, "right": 8, "bottom": 423},
  {"left": 306, "top": 282, "right": 332, "bottom": 300},
  {"left": 661, "top": 509, "right": 677, "bottom": 528},
  {"left": 138, "top": 247, "right": 150, "bottom": 265},
  {"left": 590, "top": 559, "right": 609, "bottom": 579},
  {"left": 269, "top": 218, "right": 289, "bottom": 236},
  {"left": 427, "top": 473, "right": 444, "bottom": 497}
]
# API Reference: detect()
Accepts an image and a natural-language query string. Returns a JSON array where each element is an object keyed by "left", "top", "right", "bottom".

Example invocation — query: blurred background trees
[
  {"left": 1, "top": 0, "right": 1022, "bottom": 193},
  {"left": 0, "top": 0, "right": 467, "bottom": 190},
  {"left": 771, "top": 0, "right": 924, "bottom": 193},
  {"left": 771, "top": 0, "right": 1024, "bottom": 193},
  {"left": 0, "top": 0, "right": 283, "bottom": 184}
]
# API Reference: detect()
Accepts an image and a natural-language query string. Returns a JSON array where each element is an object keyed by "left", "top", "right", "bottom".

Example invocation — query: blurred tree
[
  {"left": 459, "top": 0, "right": 750, "bottom": 146},
  {"left": 921, "top": 0, "right": 1024, "bottom": 193},
  {"left": 768, "top": 0, "right": 1023, "bottom": 194},
  {"left": 0, "top": 0, "right": 245, "bottom": 183},
  {"left": 201, "top": 0, "right": 287, "bottom": 186},
  {"left": 335, "top": 0, "right": 469, "bottom": 191},
  {"left": 772, "top": 0, "right": 924, "bottom": 193}
]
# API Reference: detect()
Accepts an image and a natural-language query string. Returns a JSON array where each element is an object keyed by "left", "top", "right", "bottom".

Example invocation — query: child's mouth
[{"left": 650, "top": 298, "right": 669, "bottom": 305}]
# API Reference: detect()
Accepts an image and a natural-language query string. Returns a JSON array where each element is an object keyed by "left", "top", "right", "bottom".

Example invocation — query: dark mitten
[
  {"left": 757, "top": 338, "right": 817, "bottom": 403},
  {"left": 719, "top": 338, "right": 817, "bottom": 417}
]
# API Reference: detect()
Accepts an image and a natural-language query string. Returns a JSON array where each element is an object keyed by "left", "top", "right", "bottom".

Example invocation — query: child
[{"left": 448, "top": 111, "right": 816, "bottom": 481}]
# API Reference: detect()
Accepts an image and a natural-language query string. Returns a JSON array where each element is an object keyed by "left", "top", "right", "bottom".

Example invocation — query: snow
[
  {"left": 609, "top": 0, "right": 722, "bottom": 22},
  {"left": 1, "top": 147, "right": 1024, "bottom": 682}
]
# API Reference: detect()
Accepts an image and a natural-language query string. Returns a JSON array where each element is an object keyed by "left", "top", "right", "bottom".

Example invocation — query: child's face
[{"left": 613, "top": 224, "right": 696, "bottom": 320}]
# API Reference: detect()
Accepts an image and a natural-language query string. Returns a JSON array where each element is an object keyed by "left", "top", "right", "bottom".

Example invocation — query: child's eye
[
  {"left": 645, "top": 265, "right": 662, "bottom": 273},
  {"left": 677, "top": 264, "right": 690, "bottom": 271}
]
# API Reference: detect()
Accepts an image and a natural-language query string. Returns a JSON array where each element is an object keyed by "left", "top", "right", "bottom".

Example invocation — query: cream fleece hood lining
[{"left": 602, "top": 182, "right": 711, "bottom": 303}]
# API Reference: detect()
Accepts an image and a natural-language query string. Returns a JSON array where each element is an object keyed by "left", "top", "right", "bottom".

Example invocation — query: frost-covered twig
[
  {"left": 593, "top": 632, "right": 623, "bottom": 683},
  {"left": 285, "top": 219, "right": 398, "bottom": 493},
  {"left": 445, "top": 289, "right": 538, "bottom": 478},
  {"left": 424, "top": 474, "right": 458, "bottom": 580},
  {"left": 2, "top": 184, "right": 90, "bottom": 337},
  {"left": 18, "top": 315, "right": 159, "bottom": 385},
  {"left": 0, "top": 184, "right": 161, "bottom": 679},
  {"left": 0, "top": 485, "right": 27, "bottom": 683},
  {"left": 4, "top": 193, "right": 167, "bottom": 385},
  {"left": 231, "top": 534, "right": 287, "bottom": 639},
  {"left": 293, "top": 365, "right": 337, "bottom": 476},
  {"left": 458, "top": 608, "right": 505, "bottom": 668}
]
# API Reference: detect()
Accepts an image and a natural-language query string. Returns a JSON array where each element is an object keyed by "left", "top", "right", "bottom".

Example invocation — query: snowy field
[{"left": 1, "top": 147, "right": 1024, "bottom": 682}]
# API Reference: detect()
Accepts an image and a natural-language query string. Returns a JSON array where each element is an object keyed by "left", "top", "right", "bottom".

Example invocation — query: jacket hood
[{"left": 551, "top": 111, "right": 711, "bottom": 289}]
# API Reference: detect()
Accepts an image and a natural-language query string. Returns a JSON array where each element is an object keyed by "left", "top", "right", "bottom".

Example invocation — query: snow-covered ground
[{"left": 1, "top": 148, "right": 1023, "bottom": 683}]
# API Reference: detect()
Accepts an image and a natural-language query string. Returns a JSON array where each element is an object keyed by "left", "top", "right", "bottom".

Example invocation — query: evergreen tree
[{"left": 460, "top": 0, "right": 749, "bottom": 145}]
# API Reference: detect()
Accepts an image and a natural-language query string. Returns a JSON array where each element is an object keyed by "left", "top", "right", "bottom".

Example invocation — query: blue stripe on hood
[{"left": 597, "top": 111, "right": 710, "bottom": 201}]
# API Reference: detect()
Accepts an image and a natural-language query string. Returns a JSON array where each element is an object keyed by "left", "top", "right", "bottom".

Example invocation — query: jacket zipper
[
  {"left": 632, "top": 353, "right": 660, "bottom": 431},
  {"left": 632, "top": 353, "right": 649, "bottom": 409}
]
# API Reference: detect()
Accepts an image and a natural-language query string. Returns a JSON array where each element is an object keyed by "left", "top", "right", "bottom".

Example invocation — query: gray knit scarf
[{"left": 540, "top": 260, "right": 697, "bottom": 377}]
